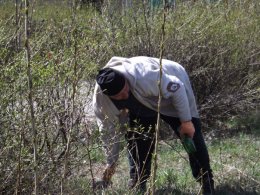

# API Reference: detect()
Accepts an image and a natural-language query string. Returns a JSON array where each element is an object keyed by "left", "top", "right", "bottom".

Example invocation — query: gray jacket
[{"left": 92, "top": 56, "right": 199, "bottom": 166}]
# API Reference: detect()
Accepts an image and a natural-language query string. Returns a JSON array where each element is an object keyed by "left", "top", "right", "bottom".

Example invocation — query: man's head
[{"left": 96, "top": 68, "right": 129, "bottom": 100}]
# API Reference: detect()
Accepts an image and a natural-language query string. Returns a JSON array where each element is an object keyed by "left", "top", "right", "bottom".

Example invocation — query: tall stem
[
  {"left": 61, "top": 0, "right": 78, "bottom": 193},
  {"left": 150, "top": 1, "right": 167, "bottom": 194},
  {"left": 25, "top": 0, "right": 38, "bottom": 194}
]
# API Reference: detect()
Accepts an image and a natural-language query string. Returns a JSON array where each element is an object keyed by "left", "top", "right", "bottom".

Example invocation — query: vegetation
[{"left": 0, "top": 0, "right": 259, "bottom": 194}]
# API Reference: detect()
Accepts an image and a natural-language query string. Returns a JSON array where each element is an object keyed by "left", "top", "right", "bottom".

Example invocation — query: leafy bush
[{"left": 0, "top": 0, "right": 259, "bottom": 194}]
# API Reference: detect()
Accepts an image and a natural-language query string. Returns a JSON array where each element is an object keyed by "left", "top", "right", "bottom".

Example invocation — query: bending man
[{"left": 92, "top": 56, "right": 214, "bottom": 194}]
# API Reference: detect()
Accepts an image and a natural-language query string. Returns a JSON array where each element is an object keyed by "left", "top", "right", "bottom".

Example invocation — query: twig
[
  {"left": 61, "top": 0, "right": 78, "bottom": 193},
  {"left": 141, "top": 0, "right": 151, "bottom": 56},
  {"left": 150, "top": 1, "right": 168, "bottom": 194},
  {"left": 25, "top": 0, "right": 38, "bottom": 194},
  {"left": 84, "top": 122, "right": 95, "bottom": 193}
]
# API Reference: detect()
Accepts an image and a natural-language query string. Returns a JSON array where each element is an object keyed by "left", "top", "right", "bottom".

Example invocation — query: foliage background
[{"left": 0, "top": 0, "right": 259, "bottom": 194}]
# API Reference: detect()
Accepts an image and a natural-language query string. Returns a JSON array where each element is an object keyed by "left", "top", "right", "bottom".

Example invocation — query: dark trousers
[{"left": 126, "top": 114, "right": 213, "bottom": 187}]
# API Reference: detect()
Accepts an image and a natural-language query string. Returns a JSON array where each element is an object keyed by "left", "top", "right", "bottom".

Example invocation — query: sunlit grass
[{"left": 87, "top": 133, "right": 260, "bottom": 194}]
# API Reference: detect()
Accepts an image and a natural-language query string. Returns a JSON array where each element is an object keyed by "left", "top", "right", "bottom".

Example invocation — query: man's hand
[{"left": 179, "top": 121, "right": 195, "bottom": 138}]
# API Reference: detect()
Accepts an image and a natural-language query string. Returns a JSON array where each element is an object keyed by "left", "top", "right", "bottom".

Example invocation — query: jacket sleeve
[
  {"left": 93, "top": 85, "right": 127, "bottom": 166},
  {"left": 161, "top": 74, "right": 192, "bottom": 122},
  {"left": 95, "top": 115, "right": 123, "bottom": 166}
]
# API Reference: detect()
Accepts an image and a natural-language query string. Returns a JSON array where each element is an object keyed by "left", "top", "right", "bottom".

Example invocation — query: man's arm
[
  {"left": 93, "top": 86, "right": 128, "bottom": 183},
  {"left": 161, "top": 74, "right": 195, "bottom": 138}
]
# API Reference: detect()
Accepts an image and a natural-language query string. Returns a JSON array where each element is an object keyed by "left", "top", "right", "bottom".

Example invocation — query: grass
[{"left": 83, "top": 132, "right": 259, "bottom": 194}]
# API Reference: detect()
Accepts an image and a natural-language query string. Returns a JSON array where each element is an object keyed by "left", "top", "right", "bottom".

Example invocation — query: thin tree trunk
[
  {"left": 61, "top": 0, "right": 78, "bottom": 193},
  {"left": 15, "top": 0, "right": 19, "bottom": 51},
  {"left": 142, "top": 0, "right": 152, "bottom": 56},
  {"left": 25, "top": 0, "right": 38, "bottom": 194},
  {"left": 15, "top": 1, "right": 22, "bottom": 194},
  {"left": 150, "top": 1, "right": 167, "bottom": 194},
  {"left": 15, "top": 131, "right": 22, "bottom": 195},
  {"left": 15, "top": 0, "right": 22, "bottom": 51}
]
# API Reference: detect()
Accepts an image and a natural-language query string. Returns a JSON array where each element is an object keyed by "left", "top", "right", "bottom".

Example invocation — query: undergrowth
[{"left": 0, "top": 0, "right": 259, "bottom": 194}]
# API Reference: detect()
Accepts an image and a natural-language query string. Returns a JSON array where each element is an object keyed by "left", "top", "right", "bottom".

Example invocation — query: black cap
[{"left": 96, "top": 68, "right": 126, "bottom": 96}]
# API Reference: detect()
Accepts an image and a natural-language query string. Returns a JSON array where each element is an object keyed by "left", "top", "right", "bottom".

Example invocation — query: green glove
[
  {"left": 178, "top": 126, "right": 196, "bottom": 154},
  {"left": 181, "top": 135, "right": 196, "bottom": 154}
]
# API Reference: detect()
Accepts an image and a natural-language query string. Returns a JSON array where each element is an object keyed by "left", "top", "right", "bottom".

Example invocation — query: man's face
[{"left": 109, "top": 80, "right": 129, "bottom": 100}]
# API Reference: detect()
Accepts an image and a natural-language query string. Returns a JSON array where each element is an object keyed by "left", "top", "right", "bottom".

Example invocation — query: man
[{"left": 93, "top": 56, "right": 214, "bottom": 194}]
